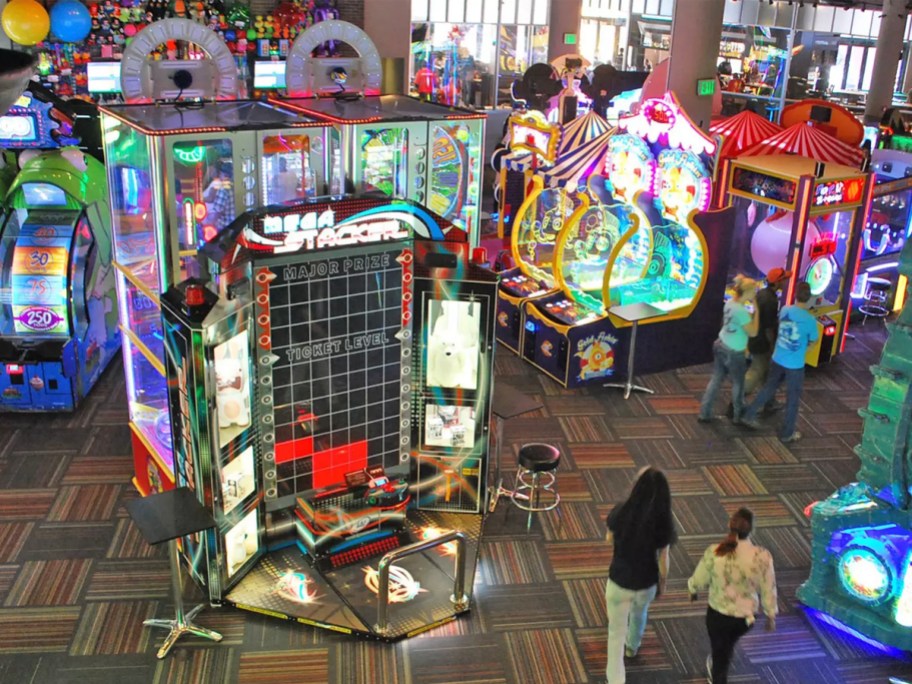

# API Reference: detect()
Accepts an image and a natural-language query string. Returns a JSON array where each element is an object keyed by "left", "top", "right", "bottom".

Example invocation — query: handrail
[{"left": 374, "top": 530, "right": 468, "bottom": 635}]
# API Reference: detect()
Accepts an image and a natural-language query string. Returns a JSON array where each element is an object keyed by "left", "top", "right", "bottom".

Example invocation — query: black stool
[
  {"left": 510, "top": 443, "right": 561, "bottom": 530},
  {"left": 126, "top": 487, "right": 223, "bottom": 659},
  {"left": 860, "top": 277, "right": 891, "bottom": 326}
]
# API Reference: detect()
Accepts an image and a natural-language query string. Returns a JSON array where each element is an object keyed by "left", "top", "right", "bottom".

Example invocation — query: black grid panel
[{"left": 267, "top": 245, "right": 405, "bottom": 501}]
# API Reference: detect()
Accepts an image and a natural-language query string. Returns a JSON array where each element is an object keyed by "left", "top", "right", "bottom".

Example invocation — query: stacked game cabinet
[
  {"left": 797, "top": 234, "right": 912, "bottom": 651},
  {"left": 275, "top": 95, "right": 485, "bottom": 247},
  {"left": 520, "top": 93, "right": 735, "bottom": 388},
  {"left": 159, "top": 197, "right": 497, "bottom": 640},
  {"left": 720, "top": 154, "right": 874, "bottom": 366},
  {"left": 98, "top": 100, "right": 332, "bottom": 494},
  {"left": 0, "top": 85, "right": 119, "bottom": 411}
]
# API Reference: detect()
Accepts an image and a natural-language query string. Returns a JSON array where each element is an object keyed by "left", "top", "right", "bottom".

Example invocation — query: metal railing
[{"left": 374, "top": 530, "right": 468, "bottom": 635}]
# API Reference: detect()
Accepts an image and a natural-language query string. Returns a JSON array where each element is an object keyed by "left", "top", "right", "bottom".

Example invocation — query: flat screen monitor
[
  {"left": 87, "top": 62, "right": 122, "bottom": 94},
  {"left": 254, "top": 61, "right": 286, "bottom": 90},
  {"left": 22, "top": 182, "right": 68, "bottom": 207}
]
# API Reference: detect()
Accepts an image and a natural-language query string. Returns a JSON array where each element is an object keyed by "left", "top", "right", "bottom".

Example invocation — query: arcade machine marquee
[{"left": 159, "top": 197, "right": 497, "bottom": 639}]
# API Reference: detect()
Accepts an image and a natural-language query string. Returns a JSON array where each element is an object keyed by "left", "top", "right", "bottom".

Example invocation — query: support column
[
  {"left": 666, "top": 0, "right": 725, "bottom": 132},
  {"left": 362, "top": 0, "right": 410, "bottom": 94},
  {"left": 548, "top": 0, "right": 583, "bottom": 62},
  {"left": 864, "top": 0, "right": 908, "bottom": 124}
]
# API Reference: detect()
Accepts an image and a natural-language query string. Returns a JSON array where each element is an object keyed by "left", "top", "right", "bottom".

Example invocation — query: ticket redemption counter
[
  {"left": 721, "top": 155, "right": 873, "bottom": 366},
  {"left": 0, "top": 150, "right": 119, "bottom": 411},
  {"left": 275, "top": 96, "right": 485, "bottom": 245},
  {"left": 160, "top": 198, "right": 497, "bottom": 640},
  {"left": 495, "top": 177, "right": 584, "bottom": 352},
  {"left": 99, "top": 100, "right": 332, "bottom": 494}
]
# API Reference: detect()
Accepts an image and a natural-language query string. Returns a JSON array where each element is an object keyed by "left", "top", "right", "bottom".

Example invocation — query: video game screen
[
  {"left": 87, "top": 62, "right": 122, "bottom": 94},
  {"left": 863, "top": 188, "right": 911, "bottom": 261},
  {"left": 253, "top": 61, "right": 287, "bottom": 90},
  {"left": 22, "top": 183, "right": 68, "bottom": 207},
  {"left": 268, "top": 244, "right": 405, "bottom": 505}
]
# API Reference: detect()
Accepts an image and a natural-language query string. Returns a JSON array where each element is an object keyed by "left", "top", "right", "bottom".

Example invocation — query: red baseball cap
[{"left": 767, "top": 267, "right": 793, "bottom": 284}]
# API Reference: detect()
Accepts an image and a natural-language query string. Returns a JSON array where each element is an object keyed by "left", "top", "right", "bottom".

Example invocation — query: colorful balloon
[
  {"left": 2, "top": 0, "right": 50, "bottom": 46},
  {"left": 50, "top": 0, "right": 92, "bottom": 43}
]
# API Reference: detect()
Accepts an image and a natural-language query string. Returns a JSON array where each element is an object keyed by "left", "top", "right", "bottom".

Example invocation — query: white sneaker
[{"left": 706, "top": 654, "right": 713, "bottom": 683}]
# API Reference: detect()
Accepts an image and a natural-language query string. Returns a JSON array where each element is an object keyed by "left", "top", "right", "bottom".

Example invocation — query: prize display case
[
  {"left": 99, "top": 100, "right": 332, "bottom": 494},
  {"left": 274, "top": 95, "right": 484, "bottom": 245}
]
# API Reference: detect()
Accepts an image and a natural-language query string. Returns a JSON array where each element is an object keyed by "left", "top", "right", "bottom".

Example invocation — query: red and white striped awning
[
  {"left": 709, "top": 110, "right": 782, "bottom": 159},
  {"left": 738, "top": 122, "right": 864, "bottom": 167}
]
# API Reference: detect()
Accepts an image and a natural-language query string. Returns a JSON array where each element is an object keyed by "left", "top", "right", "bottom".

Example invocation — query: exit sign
[
  {"left": 697, "top": 78, "right": 716, "bottom": 96},
  {"left": 563, "top": 33, "right": 577, "bottom": 45}
]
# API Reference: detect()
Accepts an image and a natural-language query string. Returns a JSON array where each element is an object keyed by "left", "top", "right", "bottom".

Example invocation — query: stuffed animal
[{"left": 426, "top": 300, "right": 479, "bottom": 389}]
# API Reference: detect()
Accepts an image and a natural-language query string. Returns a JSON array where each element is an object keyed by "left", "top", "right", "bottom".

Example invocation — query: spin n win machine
[
  {"left": 797, "top": 235, "right": 912, "bottom": 652},
  {"left": 99, "top": 100, "right": 332, "bottom": 494},
  {"left": 521, "top": 93, "right": 735, "bottom": 388},
  {"left": 0, "top": 88, "right": 119, "bottom": 411},
  {"left": 159, "top": 197, "right": 497, "bottom": 640},
  {"left": 720, "top": 154, "right": 874, "bottom": 366}
]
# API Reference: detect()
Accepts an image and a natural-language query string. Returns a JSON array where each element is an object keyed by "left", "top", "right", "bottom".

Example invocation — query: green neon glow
[{"left": 174, "top": 144, "right": 207, "bottom": 165}]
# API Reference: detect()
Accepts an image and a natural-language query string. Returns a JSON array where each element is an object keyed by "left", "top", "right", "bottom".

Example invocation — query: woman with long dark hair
[
  {"left": 688, "top": 508, "right": 778, "bottom": 684},
  {"left": 604, "top": 467, "right": 677, "bottom": 684}
]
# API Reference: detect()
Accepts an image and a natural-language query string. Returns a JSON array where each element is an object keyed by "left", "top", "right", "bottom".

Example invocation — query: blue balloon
[{"left": 50, "top": 1, "right": 91, "bottom": 43}]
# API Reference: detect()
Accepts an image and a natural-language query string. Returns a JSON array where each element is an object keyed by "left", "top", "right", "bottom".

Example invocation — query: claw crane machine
[{"left": 100, "top": 100, "right": 332, "bottom": 494}]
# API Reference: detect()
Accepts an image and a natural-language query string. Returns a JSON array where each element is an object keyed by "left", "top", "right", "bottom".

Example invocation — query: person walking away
[
  {"left": 605, "top": 467, "right": 677, "bottom": 684},
  {"left": 740, "top": 281, "right": 818, "bottom": 443},
  {"left": 699, "top": 275, "right": 759, "bottom": 424},
  {"left": 744, "top": 267, "right": 792, "bottom": 409},
  {"left": 688, "top": 508, "right": 777, "bottom": 684}
]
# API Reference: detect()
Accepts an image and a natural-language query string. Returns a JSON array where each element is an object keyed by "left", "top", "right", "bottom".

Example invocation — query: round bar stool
[
  {"left": 510, "top": 443, "right": 561, "bottom": 530},
  {"left": 860, "top": 277, "right": 891, "bottom": 326}
]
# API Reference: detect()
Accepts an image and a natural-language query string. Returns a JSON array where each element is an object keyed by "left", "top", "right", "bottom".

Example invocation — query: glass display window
[
  {"left": 804, "top": 210, "right": 853, "bottom": 304},
  {"left": 225, "top": 508, "right": 258, "bottom": 578},
  {"left": 214, "top": 331, "right": 252, "bottom": 449},
  {"left": 221, "top": 444, "right": 256, "bottom": 515},
  {"left": 515, "top": 188, "right": 577, "bottom": 284},
  {"left": 428, "top": 123, "right": 481, "bottom": 232},
  {"left": 261, "top": 134, "right": 318, "bottom": 206},
  {"left": 360, "top": 128, "right": 408, "bottom": 197},
  {"left": 425, "top": 299, "right": 481, "bottom": 391}
]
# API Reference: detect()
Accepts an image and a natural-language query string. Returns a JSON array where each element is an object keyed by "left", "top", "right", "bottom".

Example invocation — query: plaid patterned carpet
[{"left": 1, "top": 322, "right": 912, "bottom": 683}]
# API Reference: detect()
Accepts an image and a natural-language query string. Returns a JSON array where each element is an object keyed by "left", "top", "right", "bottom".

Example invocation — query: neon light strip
[{"left": 113, "top": 261, "right": 161, "bottom": 306}]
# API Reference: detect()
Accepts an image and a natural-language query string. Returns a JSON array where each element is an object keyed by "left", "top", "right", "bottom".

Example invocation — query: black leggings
[{"left": 706, "top": 606, "right": 753, "bottom": 684}]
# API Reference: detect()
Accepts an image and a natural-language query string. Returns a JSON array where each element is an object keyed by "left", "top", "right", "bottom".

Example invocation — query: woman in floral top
[{"left": 687, "top": 508, "right": 777, "bottom": 684}]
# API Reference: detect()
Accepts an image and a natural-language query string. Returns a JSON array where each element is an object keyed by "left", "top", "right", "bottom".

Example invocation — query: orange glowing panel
[{"left": 12, "top": 245, "right": 68, "bottom": 276}]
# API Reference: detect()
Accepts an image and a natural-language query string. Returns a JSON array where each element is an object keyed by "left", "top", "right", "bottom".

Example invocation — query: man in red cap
[{"left": 746, "top": 267, "right": 792, "bottom": 407}]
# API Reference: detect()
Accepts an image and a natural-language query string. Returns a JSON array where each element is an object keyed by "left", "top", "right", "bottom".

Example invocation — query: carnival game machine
[
  {"left": 797, "top": 234, "right": 912, "bottom": 652},
  {"left": 521, "top": 93, "right": 734, "bottom": 388},
  {"left": 99, "top": 100, "right": 332, "bottom": 494},
  {"left": 159, "top": 197, "right": 497, "bottom": 640},
  {"left": 496, "top": 177, "right": 586, "bottom": 353},
  {"left": 0, "top": 148, "right": 120, "bottom": 411},
  {"left": 721, "top": 154, "right": 874, "bottom": 367},
  {"left": 854, "top": 148, "right": 912, "bottom": 313},
  {"left": 277, "top": 95, "right": 485, "bottom": 247}
]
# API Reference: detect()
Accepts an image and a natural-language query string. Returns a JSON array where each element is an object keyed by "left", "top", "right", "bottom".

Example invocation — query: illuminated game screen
[
  {"left": 268, "top": 244, "right": 404, "bottom": 503},
  {"left": 863, "top": 187, "right": 911, "bottom": 261},
  {"left": 0, "top": 112, "right": 38, "bottom": 144},
  {"left": 804, "top": 211, "right": 853, "bottom": 302},
  {"left": 22, "top": 183, "right": 68, "bottom": 207},
  {"left": 87, "top": 62, "right": 122, "bottom": 94},
  {"left": 253, "top": 61, "right": 287, "bottom": 90}
]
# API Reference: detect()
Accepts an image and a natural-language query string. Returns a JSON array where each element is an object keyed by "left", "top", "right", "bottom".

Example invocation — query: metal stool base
[
  {"left": 510, "top": 468, "right": 560, "bottom": 530},
  {"left": 144, "top": 604, "right": 223, "bottom": 659}
]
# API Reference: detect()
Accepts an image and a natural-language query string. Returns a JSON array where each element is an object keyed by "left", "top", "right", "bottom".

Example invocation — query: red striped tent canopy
[
  {"left": 738, "top": 122, "right": 864, "bottom": 167},
  {"left": 709, "top": 110, "right": 782, "bottom": 159}
]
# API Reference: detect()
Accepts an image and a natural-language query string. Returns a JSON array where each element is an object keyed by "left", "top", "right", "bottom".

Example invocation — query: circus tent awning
[
  {"left": 543, "top": 130, "right": 613, "bottom": 188},
  {"left": 709, "top": 110, "right": 782, "bottom": 159},
  {"left": 558, "top": 110, "right": 611, "bottom": 154},
  {"left": 738, "top": 122, "right": 864, "bottom": 167}
]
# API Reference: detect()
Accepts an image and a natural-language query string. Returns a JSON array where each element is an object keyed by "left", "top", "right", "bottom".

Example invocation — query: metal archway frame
[{"left": 285, "top": 20, "right": 382, "bottom": 97}]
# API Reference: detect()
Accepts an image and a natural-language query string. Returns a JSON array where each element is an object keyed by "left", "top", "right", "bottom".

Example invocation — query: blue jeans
[
  {"left": 605, "top": 578, "right": 657, "bottom": 683},
  {"left": 743, "top": 360, "right": 804, "bottom": 440},
  {"left": 700, "top": 341, "right": 747, "bottom": 421}
]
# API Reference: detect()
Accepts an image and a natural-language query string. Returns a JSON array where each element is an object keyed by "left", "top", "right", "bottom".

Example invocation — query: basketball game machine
[
  {"left": 0, "top": 90, "right": 119, "bottom": 411},
  {"left": 158, "top": 197, "right": 497, "bottom": 640},
  {"left": 520, "top": 93, "right": 735, "bottom": 388},
  {"left": 99, "top": 19, "right": 334, "bottom": 494},
  {"left": 719, "top": 154, "right": 874, "bottom": 366},
  {"left": 272, "top": 21, "right": 485, "bottom": 246}
]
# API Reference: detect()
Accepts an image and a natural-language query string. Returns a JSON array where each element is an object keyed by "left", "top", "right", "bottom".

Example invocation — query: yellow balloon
[{"left": 2, "top": 0, "right": 50, "bottom": 47}]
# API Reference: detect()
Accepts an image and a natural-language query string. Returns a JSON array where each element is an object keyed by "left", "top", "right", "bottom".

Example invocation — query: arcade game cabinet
[
  {"left": 521, "top": 93, "right": 734, "bottom": 388},
  {"left": 722, "top": 154, "right": 874, "bottom": 366},
  {"left": 159, "top": 197, "right": 497, "bottom": 640},
  {"left": 276, "top": 95, "right": 485, "bottom": 246},
  {"left": 798, "top": 235, "right": 912, "bottom": 651},
  {"left": 0, "top": 149, "right": 120, "bottom": 410},
  {"left": 99, "top": 100, "right": 331, "bottom": 494}
]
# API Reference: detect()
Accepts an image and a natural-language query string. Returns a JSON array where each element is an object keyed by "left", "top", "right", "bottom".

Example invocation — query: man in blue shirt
[{"left": 740, "top": 281, "right": 819, "bottom": 443}]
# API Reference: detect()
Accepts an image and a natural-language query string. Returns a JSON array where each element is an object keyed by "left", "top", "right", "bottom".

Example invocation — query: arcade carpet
[{"left": 0, "top": 323, "right": 911, "bottom": 683}]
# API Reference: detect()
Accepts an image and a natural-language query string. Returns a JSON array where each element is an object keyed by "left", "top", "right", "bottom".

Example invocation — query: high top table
[
  {"left": 487, "top": 380, "right": 544, "bottom": 513},
  {"left": 603, "top": 301, "right": 666, "bottom": 399},
  {"left": 126, "top": 487, "right": 223, "bottom": 659}
]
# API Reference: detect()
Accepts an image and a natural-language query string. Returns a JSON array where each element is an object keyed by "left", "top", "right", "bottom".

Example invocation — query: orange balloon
[{"left": 2, "top": 0, "right": 50, "bottom": 46}]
